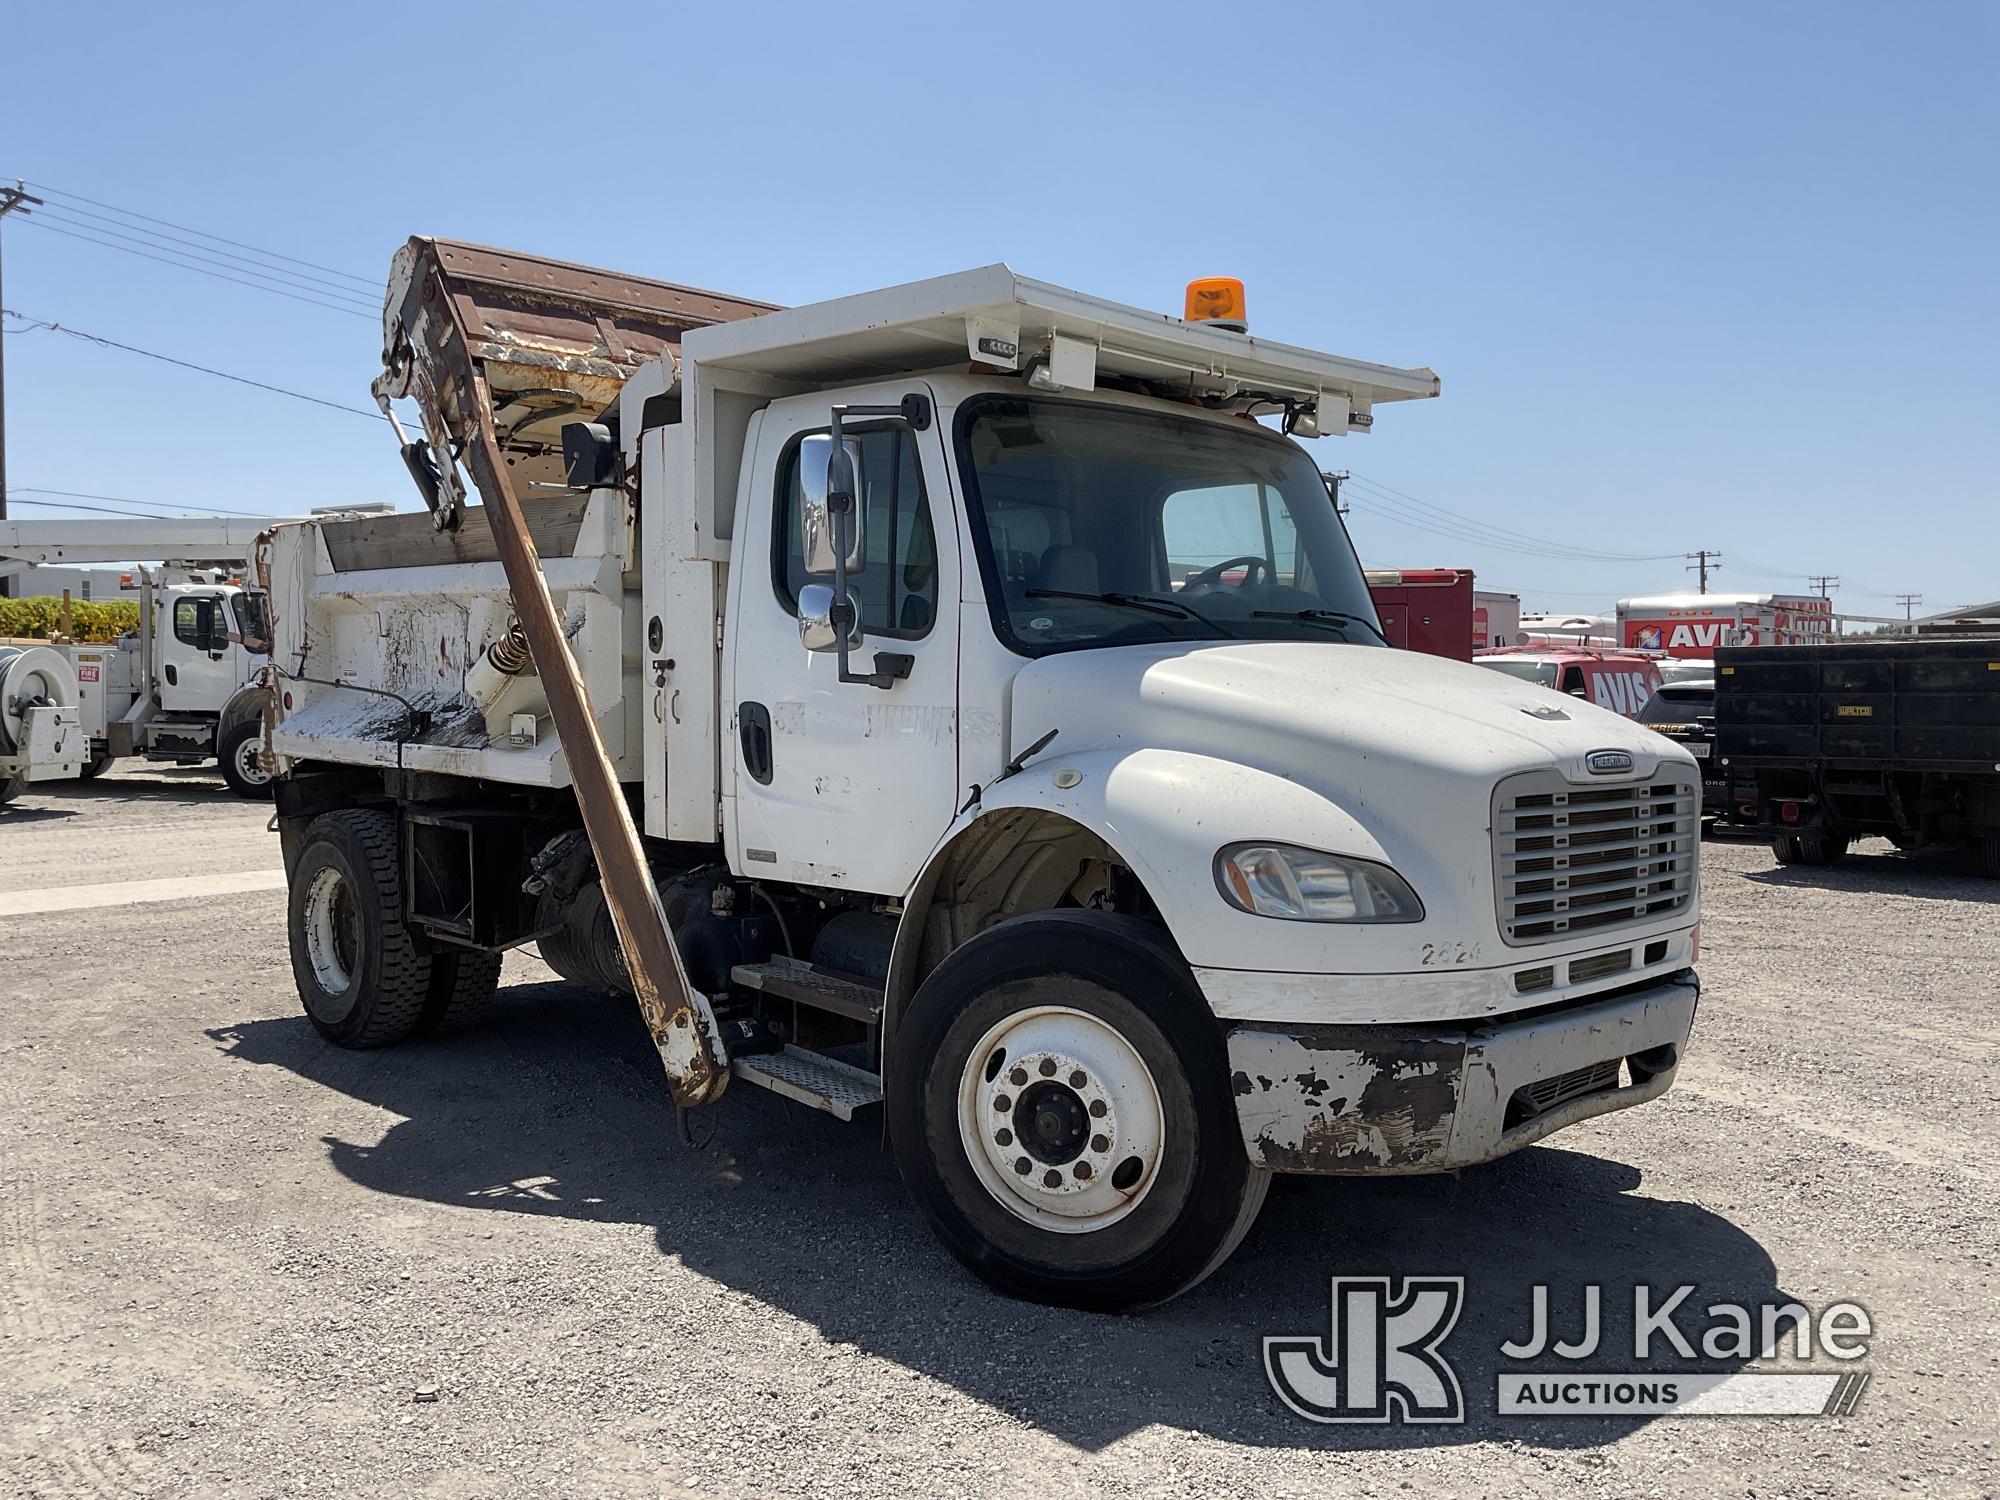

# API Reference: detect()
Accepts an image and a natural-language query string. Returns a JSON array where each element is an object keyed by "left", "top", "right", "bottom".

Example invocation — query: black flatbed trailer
[{"left": 1714, "top": 635, "right": 2000, "bottom": 873}]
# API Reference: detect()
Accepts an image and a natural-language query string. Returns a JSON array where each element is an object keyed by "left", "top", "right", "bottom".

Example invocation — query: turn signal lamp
[{"left": 1185, "top": 277, "right": 1247, "bottom": 332}]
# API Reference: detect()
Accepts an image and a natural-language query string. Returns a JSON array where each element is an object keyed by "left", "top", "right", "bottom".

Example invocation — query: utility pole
[
  {"left": 1322, "top": 470, "right": 1350, "bottom": 515},
  {"left": 0, "top": 181, "right": 44, "bottom": 600},
  {"left": 1685, "top": 549, "right": 1720, "bottom": 593},
  {"left": 1896, "top": 592, "right": 1922, "bottom": 623},
  {"left": 1808, "top": 574, "right": 1838, "bottom": 599}
]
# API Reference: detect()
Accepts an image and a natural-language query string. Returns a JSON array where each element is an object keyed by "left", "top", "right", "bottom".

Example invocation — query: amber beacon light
[{"left": 1184, "top": 276, "right": 1248, "bottom": 332}]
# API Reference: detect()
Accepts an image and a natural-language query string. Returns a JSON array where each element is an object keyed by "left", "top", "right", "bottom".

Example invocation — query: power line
[
  {"left": 1342, "top": 470, "right": 1680, "bottom": 562},
  {"left": 0, "top": 495, "right": 221, "bottom": 520},
  {"left": 32, "top": 205, "right": 378, "bottom": 309},
  {"left": 15, "top": 218, "right": 374, "bottom": 320},
  {"left": 5, "top": 487, "right": 279, "bottom": 518},
  {"left": 23, "top": 180, "right": 376, "bottom": 288},
  {"left": 2, "top": 309, "right": 383, "bottom": 420}
]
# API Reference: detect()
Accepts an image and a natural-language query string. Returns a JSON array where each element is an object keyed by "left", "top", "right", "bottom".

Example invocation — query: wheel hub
[{"left": 956, "top": 1005, "right": 1166, "bottom": 1232}]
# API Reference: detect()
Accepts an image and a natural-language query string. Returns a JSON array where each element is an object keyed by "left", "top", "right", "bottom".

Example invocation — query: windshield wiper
[
  {"left": 1026, "top": 588, "right": 1246, "bottom": 638},
  {"left": 1025, "top": 588, "right": 1195, "bottom": 620},
  {"left": 1252, "top": 608, "right": 1392, "bottom": 646}
]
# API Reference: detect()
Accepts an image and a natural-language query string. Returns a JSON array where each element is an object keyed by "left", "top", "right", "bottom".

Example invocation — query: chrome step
[
  {"left": 730, "top": 1044, "right": 883, "bottom": 1121},
  {"left": 731, "top": 956, "right": 884, "bottom": 1024}
]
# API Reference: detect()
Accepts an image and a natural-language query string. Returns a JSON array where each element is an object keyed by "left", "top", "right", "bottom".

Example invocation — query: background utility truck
[
  {"left": 262, "top": 241, "right": 1704, "bottom": 1309},
  {"left": 0, "top": 519, "right": 298, "bottom": 800}
]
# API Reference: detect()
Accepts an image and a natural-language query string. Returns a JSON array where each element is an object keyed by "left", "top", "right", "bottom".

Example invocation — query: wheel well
[{"left": 883, "top": 807, "right": 1165, "bottom": 1051}]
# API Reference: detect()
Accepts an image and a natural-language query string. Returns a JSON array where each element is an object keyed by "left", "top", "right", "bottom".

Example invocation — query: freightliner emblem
[{"left": 1586, "top": 750, "right": 1635, "bottom": 775}]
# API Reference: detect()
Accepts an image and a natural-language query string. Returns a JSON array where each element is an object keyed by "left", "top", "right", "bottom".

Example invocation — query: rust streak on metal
[{"left": 459, "top": 364, "right": 727, "bottom": 1108}]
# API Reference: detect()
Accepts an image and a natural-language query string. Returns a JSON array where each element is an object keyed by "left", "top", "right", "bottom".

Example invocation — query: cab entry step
[
  {"left": 731, "top": 956, "right": 884, "bottom": 1024},
  {"left": 731, "top": 1045, "right": 883, "bottom": 1120}
]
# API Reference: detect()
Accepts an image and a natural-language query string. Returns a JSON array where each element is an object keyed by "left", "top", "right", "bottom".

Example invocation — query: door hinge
[{"left": 714, "top": 614, "right": 725, "bottom": 652}]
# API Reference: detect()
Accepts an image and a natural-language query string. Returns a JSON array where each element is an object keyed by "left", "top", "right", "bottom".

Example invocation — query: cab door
[
  {"left": 725, "top": 382, "right": 962, "bottom": 895},
  {"left": 158, "top": 591, "right": 237, "bottom": 713}
]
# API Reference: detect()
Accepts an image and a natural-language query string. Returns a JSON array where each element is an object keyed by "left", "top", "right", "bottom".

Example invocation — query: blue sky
[{"left": 4, "top": 0, "right": 1993, "bottom": 615}]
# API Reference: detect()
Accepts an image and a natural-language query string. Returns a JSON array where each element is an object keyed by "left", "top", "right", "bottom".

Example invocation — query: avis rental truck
[
  {"left": 1617, "top": 591, "right": 1833, "bottom": 659},
  {"left": 259, "top": 241, "right": 1704, "bottom": 1309}
]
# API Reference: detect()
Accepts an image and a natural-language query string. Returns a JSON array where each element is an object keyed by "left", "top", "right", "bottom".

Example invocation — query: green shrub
[{"left": 0, "top": 596, "right": 141, "bottom": 643}]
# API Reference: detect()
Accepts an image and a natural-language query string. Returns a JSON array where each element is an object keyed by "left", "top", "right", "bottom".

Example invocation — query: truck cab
[{"left": 264, "top": 247, "right": 1703, "bottom": 1310}]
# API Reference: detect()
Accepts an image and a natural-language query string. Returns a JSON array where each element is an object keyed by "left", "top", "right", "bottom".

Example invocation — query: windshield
[
  {"left": 1479, "top": 658, "right": 1560, "bottom": 689},
  {"left": 957, "top": 397, "right": 1385, "bottom": 655}
]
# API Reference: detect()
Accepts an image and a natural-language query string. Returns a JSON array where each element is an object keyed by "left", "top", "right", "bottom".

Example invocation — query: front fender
[
  {"left": 218, "top": 680, "right": 272, "bottom": 741},
  {"left": 885, "top": 746, "right": 1421, "bottom": 1040}
]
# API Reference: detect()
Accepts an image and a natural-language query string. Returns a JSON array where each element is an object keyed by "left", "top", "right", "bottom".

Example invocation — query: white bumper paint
[{"left": 1224, "top": 973, "right": 1699, "bottom": 1175}]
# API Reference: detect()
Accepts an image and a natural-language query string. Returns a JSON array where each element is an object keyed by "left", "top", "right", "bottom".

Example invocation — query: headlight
[{"left": 1214, "top": 842, "right": 1424, "bottom": 923}]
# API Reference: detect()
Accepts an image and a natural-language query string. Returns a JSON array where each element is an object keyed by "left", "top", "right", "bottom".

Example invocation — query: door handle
[{"left": 738, "top": 701, "right": 774, "bottom": 785}]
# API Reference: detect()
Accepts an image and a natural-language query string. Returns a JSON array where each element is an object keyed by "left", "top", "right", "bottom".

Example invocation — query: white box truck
[{"left": 260, "top": 241, "right": 1703, "bottom": 1309}]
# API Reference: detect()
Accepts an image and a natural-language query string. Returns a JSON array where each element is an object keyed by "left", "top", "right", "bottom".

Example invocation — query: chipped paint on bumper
[{"left": 1226, "top": 972, "right": 1699, "bottom": 1175}]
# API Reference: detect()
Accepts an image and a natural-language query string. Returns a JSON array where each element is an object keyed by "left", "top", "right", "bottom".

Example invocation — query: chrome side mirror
[
  {"left": 797, "top": 584, "right": 863, "bottom": 653},
  {"left": 799, "top": 434, "right": 866, "bottom": 576}
]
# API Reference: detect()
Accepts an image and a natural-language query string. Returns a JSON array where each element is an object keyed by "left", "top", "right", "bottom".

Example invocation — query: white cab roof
[{"left": 680, "top": 264, "right": 1438, "bottom": 421}]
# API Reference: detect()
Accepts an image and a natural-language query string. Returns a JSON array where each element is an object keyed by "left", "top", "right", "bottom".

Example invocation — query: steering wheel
[{"left": 1186, "top": 555, "right": 1270, "bottom": 590}]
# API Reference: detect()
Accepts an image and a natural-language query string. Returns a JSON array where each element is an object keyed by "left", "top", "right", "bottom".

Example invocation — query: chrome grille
[{"left": 1493, "top": 770, "right": 1698, "bottom": 946}]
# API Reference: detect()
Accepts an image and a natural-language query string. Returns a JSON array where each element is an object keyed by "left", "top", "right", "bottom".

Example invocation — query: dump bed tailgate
[{"left": 1714, "top": 637, "right": 2000, "bottom": 772}]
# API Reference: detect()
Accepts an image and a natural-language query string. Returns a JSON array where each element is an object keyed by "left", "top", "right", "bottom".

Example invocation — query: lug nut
[
  {"left": 1013, "top": 1157, "right": 1031, "bottom": 1175},
  {"left": 1039, "top": 1059, "right": 1057, "bottom": 1077},
  {"left": 1074, "top": 1160, "right": 1093, "bottom": 1180},
  {"left": 1091, "top": 1134, "right": 1110, "bottom": 1154},
  {"left": 995, "top": 1128, "right": 1013, "bottom": 1147},
  {"left": 993, "top": 1094, "right": 1012, "bottom": 1113},
  {"left": 1088, "top": 1099, "right": 1107, "bottom": 1118},
  {"left": 1043, "top": 1170, "right": 1062, "bottom": 1188},
  {"left": 1009, "top": 1068, "right": 1028, "bottom": 1087},
  {"left": 1068, "top": 1069, "right": 1087, "bottom": 1089}
]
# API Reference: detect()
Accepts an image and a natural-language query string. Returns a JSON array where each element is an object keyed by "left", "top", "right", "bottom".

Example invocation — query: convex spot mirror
[
  {"left": 799, "top": 435, "right": 866, "bottom": 576},
  {"left": 797, "top": 583, "right": 863, "bottom": 653}
]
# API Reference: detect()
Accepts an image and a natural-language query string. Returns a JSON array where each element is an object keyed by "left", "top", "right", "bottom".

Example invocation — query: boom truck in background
[
  {"left": 0, "top": 518, "right": 307, "bottom": 801},
  {"left": 260, "top": 241, "right": 1705, "bottom": 1309}
]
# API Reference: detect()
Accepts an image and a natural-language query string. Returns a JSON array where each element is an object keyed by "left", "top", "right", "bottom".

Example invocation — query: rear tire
[
  {"left": 287, "top": 809, "right": 433, "bottom": 1048},
  {"left": 0, "top": 772, "right": 22, "bottom": 804},
  {"left": 1976, "top": 835, "right": 2000, "bottom": 881},
  {"left": 1774, "top": 831, "right": 1849, "bottom": 866},
  {"left": 219, "top": 719, "right": 274, "bottom": 800},
  {"left": 78, "top": 751, "right": 116, "bottom": 780},
  {"left": 887, "top": 911, "right": 1269, "bottom": 1312},
  {"left": 418, "top": 949, "right": 504, "bottom": 1036}
]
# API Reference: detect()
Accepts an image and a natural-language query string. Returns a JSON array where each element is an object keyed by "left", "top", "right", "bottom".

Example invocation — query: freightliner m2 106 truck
[{"left": 262, "top": 243, "right": 1703, "bottom": 1309}]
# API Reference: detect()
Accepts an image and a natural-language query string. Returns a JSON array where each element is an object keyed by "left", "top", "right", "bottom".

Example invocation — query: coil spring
[{"left": 485, "top": 621, "right": 533, "bottom": 676}]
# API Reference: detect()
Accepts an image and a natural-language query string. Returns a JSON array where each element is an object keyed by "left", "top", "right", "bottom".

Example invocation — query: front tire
[
  {"left": 219, "top": 719, "right": 274, "bottom": 800},
  {"left": 78, "top": 750, "right": 116, "bottom": 780},
  {"left": 1774, "top": 831, "right": 1849, "bottom": 866},
  {"left": 887, "top": 911, "right": 1269, "bottom": 1312},
  {"left": 287, "top": 809, "right": 434, "bottom": 1048}
]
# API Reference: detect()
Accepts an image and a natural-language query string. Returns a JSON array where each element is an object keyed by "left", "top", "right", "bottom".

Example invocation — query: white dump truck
[
  {"left": 261, "top": 241, "right": 1703, "bottom": 1309},
  {"left": 0, "top": 522, "right": 288, "bottom": 800}
]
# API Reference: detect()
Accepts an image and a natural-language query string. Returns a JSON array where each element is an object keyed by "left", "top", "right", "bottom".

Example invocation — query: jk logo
[{"left": 1264, "top": 1277, "right": 1466, "bottom": 1424}]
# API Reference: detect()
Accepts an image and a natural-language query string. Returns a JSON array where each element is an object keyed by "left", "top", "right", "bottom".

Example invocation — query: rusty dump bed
[{"left": 360, "top": 237, "right": 778, "bottom": 549}]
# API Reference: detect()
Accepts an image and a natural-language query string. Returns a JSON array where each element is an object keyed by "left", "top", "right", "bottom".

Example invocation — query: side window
[
  {"left": 1560, "top": 666, "right": 1588, "bottom": 695},
  {"left": 172, "top": 596, "right": 207, "bottom": 647},
  {"left": 776, "top": 426, "right": 937, "bottom": 637},
  {"left": 1160, "top": 483, "right": 1294, "bottom": 586}
]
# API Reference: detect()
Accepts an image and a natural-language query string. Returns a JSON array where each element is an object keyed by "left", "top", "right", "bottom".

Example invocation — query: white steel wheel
[
  {"left": 302, "top": 864, "right": 362, "bottom": 1004},
  {"left": 232, "top": 732, "right": 271, "bottom": 788},
  {"left": 957, "top": 1005, "right": 1167, "bottom": 1233}
]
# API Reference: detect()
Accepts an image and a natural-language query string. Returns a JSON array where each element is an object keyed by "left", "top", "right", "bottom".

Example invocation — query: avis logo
[{"left": 1264, "top": 1277, "right": 1465, "bottom": 1424}]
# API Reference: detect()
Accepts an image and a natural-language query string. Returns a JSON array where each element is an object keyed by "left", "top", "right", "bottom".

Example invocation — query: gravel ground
[{"left": 2, "top": 764, "right": 1996, "bottom": 1498}]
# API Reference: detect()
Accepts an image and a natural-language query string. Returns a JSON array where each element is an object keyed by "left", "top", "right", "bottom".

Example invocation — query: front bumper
[{"left": 1226, "top": 972, "right": 1699, "bottom": 1175}]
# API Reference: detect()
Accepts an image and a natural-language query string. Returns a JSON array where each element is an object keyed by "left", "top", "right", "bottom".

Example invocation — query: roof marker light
[{"left": 1184, "top": 277, "right": 1247, "bottom": 333}]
